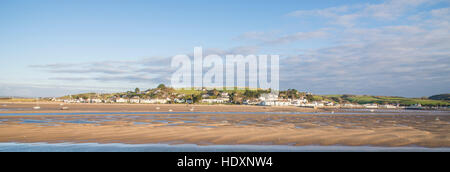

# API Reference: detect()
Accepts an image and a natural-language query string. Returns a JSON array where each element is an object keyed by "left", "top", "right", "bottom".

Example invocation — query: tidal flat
[{"left": 0, "top": 103, "right": 449, "bottom": 149}]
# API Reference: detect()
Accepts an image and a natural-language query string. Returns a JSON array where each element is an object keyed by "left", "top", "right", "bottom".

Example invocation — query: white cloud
[
  {"left": 362, "top": 0, "right": 432, "bottom": 19},
  {"left": 236, "top": 30, "right": 329, "bottom": 45},
  {"left": 431, "top": 7, "right": 450, "bottom": 18},
  {"left": 275, "top": 1, "right": 450, "bottom": 96},
  {"left": 266, "top": 30, "right": 329, "bottom": 44},
  {"left": 287, "top": 0, "right": 438, "bottom": 26}
]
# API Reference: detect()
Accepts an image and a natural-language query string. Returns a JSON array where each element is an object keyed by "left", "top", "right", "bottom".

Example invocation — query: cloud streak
[
  {"left": 278, "top": 2, "right": 450, "bottom": 96},
  {"left": 287, "top": 0, "right": 439, "bottom": 26}
]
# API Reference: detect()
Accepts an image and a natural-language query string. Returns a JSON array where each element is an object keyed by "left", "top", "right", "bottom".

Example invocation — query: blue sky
[{"left": 0, "top": 0, "right": 449, "bottom": 97}]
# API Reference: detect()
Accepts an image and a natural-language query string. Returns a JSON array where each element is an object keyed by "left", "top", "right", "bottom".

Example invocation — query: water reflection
[
  {"left": 1, "top": 111, "right": 449, "bottom": 135},
  {"left": 0, "top": 142, "right": 448, "bottom": 152}
]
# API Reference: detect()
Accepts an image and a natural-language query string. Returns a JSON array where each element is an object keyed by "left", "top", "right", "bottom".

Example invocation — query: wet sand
[
  {"left": 0, "top": 102, "right": 321, "bottom": 113},
  {"left": 0, "top": 103, "right": 449, "bottom": 148}
]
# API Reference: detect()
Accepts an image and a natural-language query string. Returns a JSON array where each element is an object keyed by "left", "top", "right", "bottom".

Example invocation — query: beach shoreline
[
  {"left": 0, "top": 104, "right": 448, "bottom": 148},
  {"left": 0, "top": 102, "right": 323, "bottom": 114},
  {"left": 1, "top": 142, "right": 449, "bottom": 152}
]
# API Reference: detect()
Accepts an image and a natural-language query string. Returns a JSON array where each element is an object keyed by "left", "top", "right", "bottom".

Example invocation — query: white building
[
  {"left": 244, "top": 99, "right": 260, "bottom": 105},
  {"left": 129, "top": 97, "right": 140, "bottom": 103},
  {"left": 260, "top": 101, "right": 275, "bottom": 106},
  {"left": 63, "top": 99, "right": 79, "bottom": 103},
  {"left": 89, "top": 98, "right": 103, "bottom": 103},
  {"left": 201, "top": 99, "right": 225, "bottom": 104},
  {"left": 140, "top": 99, "right": 152, "bottom": 104},
  {"left": 324, "top": 101, "right": 334, "bottom": 106},
  {"left": 259, "top": 93, "right": 278, "bottom": 101},
  {"left": 260, "top": 100, "right": 291, "bottom": 106},
  {"left": 77, "top": 98, "right": 86, "bottom": 103},
  {"left": 379, "top": 104, "right": 397, "bottom": 109},
  {"left": 104, "top": 99, "right": 114, "bottom": 103},
  {"left": 140, "top": 98, "right": 168, "bottom": 104},
  {"left": 298, "top": 101, "right": 324, "bottom": 108},
  {"left": 218, "top": 97, "right": 230, "bottom": 103},
  {"left": 220, "top": 92, "right": 229, "bottom": 98},
  {"left": 275, "top": 101, "right": 291, "bottom": 106},
  {"left": 342, "top": 103, "right": 364, "bottom": 108},
  {"left": 154, "top": 98, "right": 168, "bottom": 104},
  {"left": 291, "top": 99, "right": 308, "bottom": 106},
  {"left": 363, "top": 104, "right": 378, "bottom": 109},
  {"left": 115, "top": 98, "right": 129, "bottom": 103},
  {"left": 173, "top": 98, "right": 186, "bottom": 103}
]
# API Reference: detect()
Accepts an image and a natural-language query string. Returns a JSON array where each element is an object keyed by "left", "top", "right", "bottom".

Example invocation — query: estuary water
[
  {"left": 0, "top": 109, "right": 448, "bottom": 117},
  {"left": 0, "top": 142, "right": 449, "bottom": 152}
]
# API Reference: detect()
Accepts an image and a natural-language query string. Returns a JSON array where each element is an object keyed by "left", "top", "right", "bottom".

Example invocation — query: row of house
[
  {"left": 62, "top": 97, "right": 170, "bottom": 104},
  {"left": 256, "top": 93, "right": 401, "bottom": 109},
  {"left": 341, "top": 103, "right": 399, "bottom": 109},
  {"left": 257, "top": 93, "right": 312, "bottom": 107},
  {"left": 57, "top": 92, "right": 402, "bottom": 109},
  {"left": 129, "top": 97, "right": 168, "bottom": 104},
  {"left": 62, "top": 98, "right": 103, "bottom": 103},
  {"left": 200, "top": 92, "right": 231, "bottom": 104}
]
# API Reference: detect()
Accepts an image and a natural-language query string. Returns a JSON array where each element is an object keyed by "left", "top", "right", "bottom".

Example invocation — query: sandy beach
[
  {"left": 0, "top": 102, "right": 322, "bottom": 113},
  {"left": 0, "top": 103, "right": 449, "bottom": 148}
]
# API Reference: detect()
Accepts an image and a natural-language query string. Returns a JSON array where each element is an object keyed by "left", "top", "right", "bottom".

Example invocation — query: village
[{"left": 51, "top": 84, "right": 429, "bottom": 110}]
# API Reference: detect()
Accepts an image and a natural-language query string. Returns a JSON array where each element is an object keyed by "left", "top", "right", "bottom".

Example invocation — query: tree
[
  {"left": 135, "top": 88, "right": 140, "bottom": 93},
  {"left": 192, "top": 94, "right": 202, "bottom": 103},
  {"left": 244, "top": 90, "right": 258, "bottom": 98},
  {"left": 157, "top": 84, "right": 166, "bottom": 89},
  {"left": 306, "top": 94, "right": 315, "bottom": 102},
  {"left": 330, "top": 97, "right": 343, "bottom": 104},
  {"left": 212, "top": 89, "right": 219, "bottom": 96},
  {"left": 231, "top": 93, "right": 243, "bottom": 104}
]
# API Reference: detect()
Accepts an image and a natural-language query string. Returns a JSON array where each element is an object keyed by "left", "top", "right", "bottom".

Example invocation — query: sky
[{"left": 0, "top": 0, "right": 449, "bottom": 97}]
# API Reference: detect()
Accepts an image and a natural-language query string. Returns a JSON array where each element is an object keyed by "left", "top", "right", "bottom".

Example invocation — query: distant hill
[
  {"left": 321, "top": 95, "right": 450, "bottom": 107},
  {"left": 429, "top": 94, "right": 450, "bottom": 101}
]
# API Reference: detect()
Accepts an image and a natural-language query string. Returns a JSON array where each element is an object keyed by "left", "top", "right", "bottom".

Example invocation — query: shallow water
[
  {"left": 2, "top": 111, "right": 448, "bottom": 131},
  {"left": 342, "top": 109, "right": 449, "bottom": 113},
  {"left": 0, "top": 142, "right": 448, "bottom": 152},
  {"left": 1, "top": 111, "right": 449, "bottom": 147}
]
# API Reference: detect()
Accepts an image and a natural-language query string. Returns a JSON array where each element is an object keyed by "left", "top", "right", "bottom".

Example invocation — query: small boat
[
  {"left": 168, "top": 109, "right": 173, "bottom": 112},
  {"left": 156, "top": 107, "right": 160, "bottom": 110},
  {"left": 60, "top": 107, "right": 69, "bottom": 110}
]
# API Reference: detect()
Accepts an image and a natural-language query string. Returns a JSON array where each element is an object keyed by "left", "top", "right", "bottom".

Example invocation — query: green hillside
[
  {"left": 429, "top": 94, "right": 450, "bottom": 101},
  {"left": 321, "top": 95, "right": 450, "bottom": 106}
]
